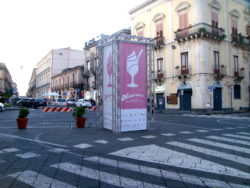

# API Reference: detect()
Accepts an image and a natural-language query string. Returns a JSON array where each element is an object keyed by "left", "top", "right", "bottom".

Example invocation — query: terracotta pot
[
  {"left": 76, "top": 117, "right": 86, "bottom": 128},
  {"left": 16, "top": 118, "right": 28, "bottom": 129}
]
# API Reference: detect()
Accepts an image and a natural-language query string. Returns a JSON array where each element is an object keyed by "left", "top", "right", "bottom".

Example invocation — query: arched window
[{"left": 135, "top": 22, "right": 145, "bottom": 37}]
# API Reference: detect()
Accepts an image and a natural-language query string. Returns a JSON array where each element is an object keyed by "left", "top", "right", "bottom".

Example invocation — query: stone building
[
  {"left": 0, "top": 62, "right": 14, "bottom": 95},
  {"left": 26, "top": 68, "right": 36, "bottom": 98},
  {"left": 51, "top": 66, "right": 84, "bottom": 100},
  {"left": 35, "top": 47, "right": 84, "bottom": 98},
  {"left": 130, "top": 0, "right": 250, "bottom": 111}
]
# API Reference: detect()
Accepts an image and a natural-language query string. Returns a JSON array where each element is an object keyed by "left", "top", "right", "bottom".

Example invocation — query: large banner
[
  {"left": 119, "top": 42, "right": 147, "bottom": 132},
  {"left": 103, "top": 45, "right": 113, "bottom": 130}
]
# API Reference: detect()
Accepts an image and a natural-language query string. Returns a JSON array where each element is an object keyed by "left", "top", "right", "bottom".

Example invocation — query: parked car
[
  {"left": 75, "top": 99, "right": 92, "bottom": 108},
  {"left": 0, "top": 102, "right": 5, "bottom": 112},
  {"left": 56, "top": 98, "right": 67, "bottom": 106},
  {"left": 33, "top": 98, "right": 47, "bottom": 108},
  {"left": 17, "top": 98, "right": 34, "bottom": 108},
  {"left": 67, "top": 98, "right": 76, "bottom": 106}
]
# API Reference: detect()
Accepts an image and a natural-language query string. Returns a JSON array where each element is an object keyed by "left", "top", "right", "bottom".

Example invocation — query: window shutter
[
  {"left": 156, "top": 23, "right": 163, "bottom": 37},
  {"left": 179, "top": 14, "right": 184, "bottom": 28},
  {"left": 211, "top": 12, "right": 218, "bottom": 27},
  {"left": 246, "top": 25, "right": 250, "bottom": 36},
  {"left": 183, "top": 13, "right": 188, "bottom": 28}
]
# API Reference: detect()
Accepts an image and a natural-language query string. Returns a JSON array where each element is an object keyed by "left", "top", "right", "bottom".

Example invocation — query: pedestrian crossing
[{"left": 1, "top": 131, "right": 250, "bottom": 187}]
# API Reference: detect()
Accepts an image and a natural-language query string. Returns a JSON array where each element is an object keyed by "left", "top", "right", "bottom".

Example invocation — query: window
[
  {"left": 234, "top": 55, "right": 239, "bottom": 75},
  {"left": 179, "top": 13, "right": 188, "bottom": 36},
  {"left": 246, "top": 24, "right": 250, "bottom": 37},
  {"left": 72, "top": 74, "right": 75, "bottom": 84},
  {"left": 181, "top": 52, "right": 188, "bottom": 74},
  {"left": 234, "top": 85, "right": 241, "bottom": 99},
  {"left": 211, "top": 11, "right": 219, "bottom": 35},
  {"left": 157, "top": 58, "right": 163, "bottom": 72},
  {"left": 156, "top": 22, "right": 163, "bottom": 38},
  {"left": 137, "top": 30, "right": 144, "bottom": 37},
  {"left": 214, "top": 51, "right": 220, "bottom": 70},
  {"left": 232, "top": 19, "right": 238, "bottom": 34}
]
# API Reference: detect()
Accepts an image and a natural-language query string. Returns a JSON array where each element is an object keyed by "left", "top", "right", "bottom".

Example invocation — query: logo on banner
[
  {"left": 107, "top": 53, "right": 112, "bottom": 87},
  {"left": 126, "top": 49, "right": 143, "bottom": 88}
]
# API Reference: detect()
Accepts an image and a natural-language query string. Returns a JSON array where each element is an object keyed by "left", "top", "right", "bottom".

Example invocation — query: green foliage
[
  {"left": 18, "top": 108, "right": 29, "bottom": 118},
  {"left": 73, "top": 106, "right": 85, "bottom": 118},
  {"left": 220, "top": 34, "right": 227, "bottom": 40},
  {"left": 4, "top": 103, "right": 12, "bottom": 107},
  {"left": 198, "top": 27, "right": 207, "bottom": 33}
]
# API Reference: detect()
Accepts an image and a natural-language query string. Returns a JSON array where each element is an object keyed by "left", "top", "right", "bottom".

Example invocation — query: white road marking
[
  {"left": 237, "top": 132, "right": 250, "bottom": 136},
  {"left": 48, "top": 148, "right": 69, "bottom": 153},
  {"left": 179, "top": 131, "right": 193, "bottom": 134},
  {"left": 9, "top": 170, "right": 76, "bottom": 188},
  {"left": 223, "top": 134, "right": 250, "bottom": 141},
  {"left": 51, "top": 162, "right": 165, "bottom": 188},
  {"left": 167, "top": 141, "right": 250, "bottom": 166},
  {"left": 74, "top": 143, "right": 93, "bottom": 149},
  {"left": 16, "top": 152, "right": 40, "bottom": 159},
  {"left": 196, "top": 130, "right": 209, "bottom": 133},
  {"left": 142, "top": 135, "right": 156, "bottom": 139},
  {"left": 207, "top": 136, "right": 250, "bottom": 146},
  {"left": 210, "top": 128, "right": 223, "bottom": 131},
  {"left": 94, "top": 140, "right": 109, "bottom": 144},
  {"left": 110, "top": 144, "right": 250, "bottom": 179},
  {"left": 86, "top": 156, "right": 237, "bottom": 188},
  {"left": 0, "top": 147, "right": 19, "bottom": 153},
  {"left": 117, "top": 137, "right": 134, "bottom": 141},
  {"left": 0, "top": 133, "right": 67, "bottom": 148},
  {"left": 161, "top": 133, "right": 176, "bottom": 137},
  {"left": 224, "top": 127, "right": 235, "bottom": 130},
  {"left": 189, "top": 138, "right": 250, "bottom": 154}
]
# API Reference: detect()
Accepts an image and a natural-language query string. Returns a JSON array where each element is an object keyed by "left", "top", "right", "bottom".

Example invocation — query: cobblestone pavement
[{"left": 0, "top": 109, "right": 249, "bottom": 187}]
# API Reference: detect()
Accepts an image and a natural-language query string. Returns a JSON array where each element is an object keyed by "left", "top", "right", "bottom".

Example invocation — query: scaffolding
[{"left": 96, "top": 33, "right": 154, "bottom": 133}]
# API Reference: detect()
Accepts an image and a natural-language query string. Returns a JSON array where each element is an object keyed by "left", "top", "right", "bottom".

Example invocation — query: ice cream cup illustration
[{"left": 126, "top": 49, "right": 143, "bottom": 87}]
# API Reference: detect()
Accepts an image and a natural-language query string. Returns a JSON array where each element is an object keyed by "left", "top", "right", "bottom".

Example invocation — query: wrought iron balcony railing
[
  {"left": 154, "top": 37, "right": 165, "bottom": 49},
  {"left": 231, "top": 34, "right": 250, "bottom": 49},
  {"left": 175, "top": 23, "right": 226, "bottom": 42}
]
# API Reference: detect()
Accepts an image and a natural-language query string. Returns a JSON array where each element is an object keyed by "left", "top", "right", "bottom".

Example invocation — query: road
[{"left": 0, "top": 109, "right": 250, "bottom": 187}]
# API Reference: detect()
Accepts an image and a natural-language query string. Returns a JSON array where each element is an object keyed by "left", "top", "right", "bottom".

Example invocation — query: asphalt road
[{"left": 0, "top": 109, "right": 250, "bottom": 187}]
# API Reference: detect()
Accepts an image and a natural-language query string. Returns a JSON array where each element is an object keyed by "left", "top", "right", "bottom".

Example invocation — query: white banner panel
[
  {"left": 103, "top": 45, "right": 112, "bottom": 130},
  {"left": 121, "top": 109, "right": 147, "bottom": 132}
]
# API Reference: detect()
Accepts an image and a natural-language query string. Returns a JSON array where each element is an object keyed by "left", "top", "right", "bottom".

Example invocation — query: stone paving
[{"left": 0, "top": 110, "right": 249, "bottom": 187}]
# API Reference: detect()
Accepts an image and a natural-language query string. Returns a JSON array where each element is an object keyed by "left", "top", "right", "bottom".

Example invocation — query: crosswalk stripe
[
  {"left": 74, "top": 143, "right": 93, "bottom": 149},
  {"left": 207, "top": 136, "right": 250, "bottom": 146},
  {"left": 167, "top": 141, "right": 250, "bottom": 166},
  {"left": 9, "top": 170, "right": 76, "bottom": 188},
  {"left": 51, "top": 162, "right": 165, "bottom": 188},
  {"left": 223, "top": 134, "right": 250, "bottom": 141},
  {"left": 85, "top": 156, "right": 249, "bottom": 188},
  {"left": 189, "top": 138, "right": 250, "bottom": 154},
  {"left": 0, "top": 147, "right": 19, "bottom": 154},
  {"left": 16, "top": 152, "right": 40, "bottom": 159},
  {"left": 111, "top": 144, "right": 250, "bottom": 179},
  {"left": 237, "top": 132, "right": 250, "bottom": 136}
]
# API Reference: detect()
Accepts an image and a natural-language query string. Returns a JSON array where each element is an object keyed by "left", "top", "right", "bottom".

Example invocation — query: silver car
[{"left": 75, "top": 99, "right": 92, "bottom": 108}]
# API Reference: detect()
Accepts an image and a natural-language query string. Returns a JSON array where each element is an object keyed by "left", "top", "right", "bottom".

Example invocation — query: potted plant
[
  {"left": 73, "top": 106, "right": 86, "bottom": 128},
  {"left": 16, "top": 108, "right": 29, "bottom": 129}
]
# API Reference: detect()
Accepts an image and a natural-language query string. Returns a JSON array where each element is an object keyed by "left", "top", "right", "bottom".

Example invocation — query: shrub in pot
[
  {"left": 16, "top": 108, "right": 29, "bottom": 129},
  {"left": 73, "top": 106, "right": 86, "bottom": 128}
]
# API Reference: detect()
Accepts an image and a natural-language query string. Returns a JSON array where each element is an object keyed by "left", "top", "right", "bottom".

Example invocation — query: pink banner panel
[{"left": 119, "top": 42, "right": 147, "bottom": 109}]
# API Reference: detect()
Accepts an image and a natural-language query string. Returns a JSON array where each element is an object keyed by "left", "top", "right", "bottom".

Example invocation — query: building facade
[
  {"left": 26, "top": 68, "right": 36, "bottom": 98},
  {"left": 35, "top": 47, "right": 84, "bottom": 98},
  {"left": 0, "top": 62, "right": 14, "bottom": 94},
  {"left": 130, "top": 0, "right": 250, "bottom": 111},
  {"left": 51, "top": 66, "right": 84, "bottom": 99}
]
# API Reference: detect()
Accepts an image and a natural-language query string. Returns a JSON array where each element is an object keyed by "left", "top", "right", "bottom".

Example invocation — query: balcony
[
  {"left": 231, "top": 34, "right": 250, "bottom": 50},
  {"left": 214, "top": 65, "right": 226, "bottom": 80},
  {"left": 154, "top": 37, "right": 164, "bottom": 50},
  {"left": 153, "top": 71, "right": 165, "bottom": 82},
  {"left": 234, "top": 68, "right": 245, "bottom": 81},
  {"left": 175, "top": 23, "right": 226, "bottom": 42},
  {"left": 175, "top": 65, "right": 191, "bottom": 79}
]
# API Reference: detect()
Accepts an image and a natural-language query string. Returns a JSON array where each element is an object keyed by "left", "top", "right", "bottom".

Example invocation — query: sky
[{"left": 0, "top": 0, "right": 146, "bottom": 96}]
